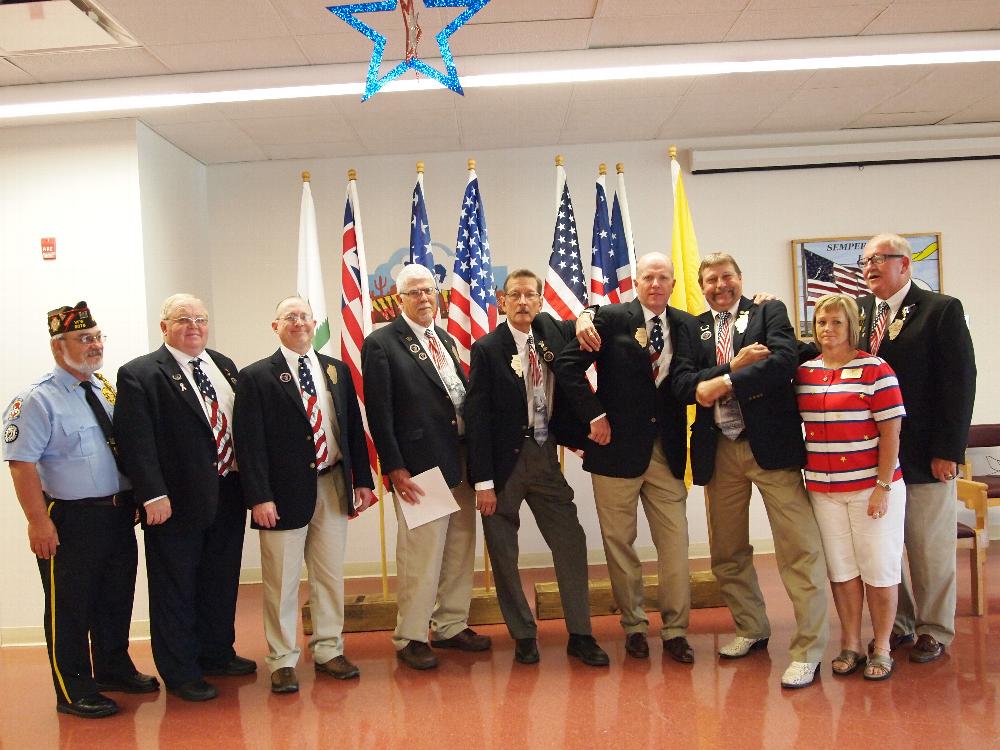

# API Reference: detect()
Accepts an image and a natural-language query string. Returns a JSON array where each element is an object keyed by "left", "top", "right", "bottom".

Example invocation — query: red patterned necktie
[
  {"left": 298, "top": 356, "right": 329, "bottom": 469},
  {"left": 189, "top": 359, "right": 234, "bottom": 476},
  {"left": 424, "top": 329, "right": 448, "bottom": 370},
  {"left": 716, "top": 311, "right": 733, "bottom": 365},
  {"left": 869, "top": 301, "right": 890, "bottom": 355}
]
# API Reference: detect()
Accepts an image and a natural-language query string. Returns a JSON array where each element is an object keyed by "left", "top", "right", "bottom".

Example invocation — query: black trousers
[
  {"left": 143, "top": 473, "right": 247, "bottom": 687},
  {"left": 37, "top": 500, "right": 139, "bottom": 705}
]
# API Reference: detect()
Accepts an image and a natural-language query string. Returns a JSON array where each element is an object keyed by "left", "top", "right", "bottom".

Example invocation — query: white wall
[
  {"left": 0, "top": 120, "right": 149, "bottom": 642},
  {"left": 207, "top": 139, "right": 999, "bottom": 576}
]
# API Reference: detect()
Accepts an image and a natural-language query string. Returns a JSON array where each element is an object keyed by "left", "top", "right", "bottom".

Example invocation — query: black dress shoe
[
  {"left": 567, "top": 634, "right": 610, "bottom": 667},
  {"left": 95, "top": 671, "right": 160, "bottom": 694},
  {"left": 514, "top": 638, "right": 540, "bottom": 664},
  {"left": 56, "top": 693, "right": 118, "bottom": 719},
  {"left": 397, "top": 641, "right": 439, "bottom": 670},
  {"left": 909, "top": 634, "right": 945, "bottom": 663},
  {"left": 663, "top": 636, "right": 695, "bottom": 664},
  {"left": 168, "top": 679, "right": 219, "bottom": 702},
  {"left": 430, "top": 627, "right": 492, "bottom": 652},
  {"left": 624, "top": 632, "right": 649, "bottom": 659},
  {"left": 270, "top": 667, "right": 299, "bottom": 694},
  {"left": 202, "top": 655, "right": 257, "bottom": 677}
]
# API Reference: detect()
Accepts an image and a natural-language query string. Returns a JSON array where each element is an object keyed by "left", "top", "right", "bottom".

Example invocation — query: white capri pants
[{"left": 808, "top": 479, "right": 906, "bottom": 587}]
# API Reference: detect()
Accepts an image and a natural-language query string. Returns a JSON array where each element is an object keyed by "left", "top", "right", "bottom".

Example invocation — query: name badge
[{"left": 840, "top": 368, "right": 862, "bottom": 379}]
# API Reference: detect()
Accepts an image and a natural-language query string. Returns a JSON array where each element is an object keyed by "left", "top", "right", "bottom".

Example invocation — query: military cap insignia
[{"left": 3, "top": 424, "right": 18, "bottom": 443}]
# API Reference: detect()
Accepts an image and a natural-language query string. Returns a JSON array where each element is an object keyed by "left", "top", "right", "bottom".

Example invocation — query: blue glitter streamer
[{"left": 327, "top": 0, "right": 491, "bottom": 101}]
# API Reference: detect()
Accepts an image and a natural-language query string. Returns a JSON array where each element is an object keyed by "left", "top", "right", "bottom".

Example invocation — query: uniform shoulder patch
[
  {"left": 3, "top": 424, "right": 18, "bottom": 443},
  {"left": 5, "top": 398, "right": 22, "bottom": 421}
]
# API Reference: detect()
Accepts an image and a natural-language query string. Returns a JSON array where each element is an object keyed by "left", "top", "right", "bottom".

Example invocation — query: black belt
[{"left": 49, "top": 491, "right": 134, "bottom": 508}]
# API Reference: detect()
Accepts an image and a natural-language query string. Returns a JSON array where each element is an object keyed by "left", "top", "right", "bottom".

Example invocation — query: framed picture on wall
[{"left": 790, "top": 232, "right": 942, "bottom": 340}]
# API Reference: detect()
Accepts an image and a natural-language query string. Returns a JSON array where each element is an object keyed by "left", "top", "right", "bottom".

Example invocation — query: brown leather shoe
[
  {"left": 315, "top": 655, "right": 360, "bottom": 680},
  {"left": 624, "top": 632, "right": 649, "bottom": 659},
  {"left": 430, "top": 627, "right": 492, "bottom": 652},
  {"left": 867, "top": 631, "right": 915, "bottom": 655},
  {"left": 270, "top": 667, "right": 299, "bottom": 693},
  {"left": 397, "top": 641, "right": 439, "bottom": 670},
  {"left": 663, "top": 636, "right": 694, "bottom": 664},
  {"left": 909, "top": 634, "right": 945, "bottom": 663}
]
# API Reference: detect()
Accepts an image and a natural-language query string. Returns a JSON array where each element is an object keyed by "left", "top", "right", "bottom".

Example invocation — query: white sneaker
[
  {"left": 718, "top": 636, "right": 769, "bottom": 659},
  {"left": 781, "top": 661, "right": 820, "bottom": 689}
]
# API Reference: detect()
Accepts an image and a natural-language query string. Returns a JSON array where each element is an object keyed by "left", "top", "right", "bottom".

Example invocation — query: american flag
[
  {"left": 339, "top": 176, "right": 382, "bottom": 495},
  {"left": 446, "top": 170, "right": 497, "bottom": 373},
  {"left": 804, "top": 248, "right": 867, "bottom": 304},
  {"left": 542, "top": 166, "right": 586, "bottom": 320},
  {"left": 610, "top": 187, "right": 635, "bottom": 302},
  {"left": 589, "top": 173, "right": 620, "bottom": 305},
  {"left": 409, "top": 176, "right": 434, "bottom": 272}
]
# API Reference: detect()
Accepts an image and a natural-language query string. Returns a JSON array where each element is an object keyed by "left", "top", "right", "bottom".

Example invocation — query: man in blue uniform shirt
[{"left": 3, "top": 301, "right": 158, "bottom": 719}]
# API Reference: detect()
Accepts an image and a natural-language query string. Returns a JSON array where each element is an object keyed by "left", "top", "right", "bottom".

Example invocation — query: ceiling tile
[
  {"left": 213, "top": 97, "right": 341, "bottom": 120},
  {"left": 133, "top": 104, "right": 230, "bottom": 126},
  {"left": 569, "top": 77, "right": 693, "bottom": 102},
  {"left": 150, "top": 120, "right": 268, "bottom": 164},
  {"left": 333, "top": 88, "right": 457, "bottom": 119},
  {"left": 660, "top": 112, "right": 766, "bottom": 138},
  {"left": 674, "top": 88, "right": 796, "bottom": 118},
  {"left": 565, "top": 95, "right": 677, "bottom": 131},
  {"left": 747, "top": 0, "right": 889, "bottom": 7},
  {"left": 459, "top": 130, "right": 561, "bottom": 150},
  {"left": 149, "top": 37, "right": 308, "bottom": 74},
  {"left": 296, "top": 31, "right": 394, "bottom": 65},
  {"left": 755, "top": 85, "right": 901, "bottom": 131},
  {"left": 0, "top": 58, "right": 35, "bottom": 85},
  {"left": 7, "top": 47, "right": 168, "bottom": 82},
  {"left": 938, "top": 93, "right": 1000, "bottom": 124},
  {"left": 354, "top": 134, "right": 457, "bottom": 155},
  {"left": 233, "top": 114, "right": 355, "bottom": 145},
  {"left": 449, "top": 19, "right": 592, "bottom": 56},
  {"left": 344, "top": 106, "right": 459, "bottom": 142},
  {"left": 467, "top": 0, "right": 596, "bottom": 24},
  {"left": 873, "top": 62, "right": 1000, "bottom": 112},
  {"left": 589, "top": 14, "right": 741, "bottom": 47},
  {"left": 862, "top": 1, "right": 1000, "bottom": 34},
  {"left": 261, "top": 141, "right": 366, "bottom": 160},
  {"left": 95, "top": 0, "right": 290, "bottom": 45},
  {"left": 849, "top": 111, "right": 951, "bottom": 127},
  {"left": 598, "top": 0, "right": 749, "bottom": 16},
  {"left": 725, "top": 5, "right": 885, "bottom": 41},
  {"left": 802, "top": 65, "right": 931, "bottom": 89},
  {"left": 687, "top": 70, "right": 812, "bottom": 95}
]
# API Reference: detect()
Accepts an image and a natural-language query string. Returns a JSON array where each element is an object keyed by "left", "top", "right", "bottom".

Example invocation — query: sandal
[
  {"left": 832, "top": 649, "right": 866, "bottom": 676},
  {"left": 864, "top": 650, "right": 894, "bottom": 681}
]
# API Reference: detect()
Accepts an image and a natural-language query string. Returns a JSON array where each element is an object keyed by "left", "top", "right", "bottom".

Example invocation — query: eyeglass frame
[
  {"left": 166, "top": 316, "right": 210, "bottom": 327},
  {"left": 398, "top": 287, "right": 439, "bottom": 299},
  {"left": 275, "top": 312, "right": 314, "bottom": 324},
  {"left": 63, "top": 333, "right": 108, "bottom": 345},
  {"left": 857, "top": 253, "right": 906, "bottom": 268}
]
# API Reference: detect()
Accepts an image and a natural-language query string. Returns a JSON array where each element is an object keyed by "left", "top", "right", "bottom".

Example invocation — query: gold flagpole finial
[
  {"left": 347, "top": 168, "right": 357, "bottom": 180},
  {"left": 467, "top": 158, "right": 476, "bottom": 171},
  {"left": 302, "top": 171, "right": 311, "bottom": 182},
  {"left": 669, "top": 146, "right": 678, "bottom": 159},
  {"left": 416, "top": 161, "right": 424, "bottom": 174},
  {"left": 555, "top": 154, "right": 564, "bottom": 167},
  {"left": 616, "top": 162, "right": 625, "bottom": 174},
  {"left": 598, "top": 162, "right": 607, "bottom": 176}
]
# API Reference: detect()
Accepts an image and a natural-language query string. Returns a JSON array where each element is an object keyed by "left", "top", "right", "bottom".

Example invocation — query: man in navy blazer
[
  {"left": 553, "top": 253, "right": 699, "bottom": 665},
  {"left": 671, "top": 253, "right": 828, "bottom": 689},
  {"left": 466, "top": 269, "right": 607, "bottom": 667},
  {"left": 362, "top": 264, "right": 491, "bottom": 670},
  {"left": 233, "top": 296, "right": 375, "bottom": 693},
  {"left": 855, "top": 233, "right": 976, "bottom": 663},
  {"left": 114, "top": 294, "right": 254, "bottom": 702}
]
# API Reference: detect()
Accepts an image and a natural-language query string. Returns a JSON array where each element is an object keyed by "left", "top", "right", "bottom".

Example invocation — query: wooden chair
[
  {"left": 961, "top": 423, "right": 1000, "bottom": 509},
  {"left": 956, "top": 478, "right": 989, "bottom": 616}
]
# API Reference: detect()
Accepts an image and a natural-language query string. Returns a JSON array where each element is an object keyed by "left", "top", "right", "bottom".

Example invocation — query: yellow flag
[{"left": 668, "top": 149, "right": 704, "bottom": 487}]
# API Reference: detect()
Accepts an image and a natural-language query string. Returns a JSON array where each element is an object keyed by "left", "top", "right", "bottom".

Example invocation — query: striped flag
[
  {"left": 804, "top": 249, "right": 867, "bottom": 303},
  {"left": 609, "top": 165, "right": 636, "bottom": 302},
  {"left": 409, "top": 172, "right": 434, "bottom": 272},
  {"left": 339, "top": 173, "right": 380, "bottom": 492},
  {"left": 589, "top": 170, "right": 620, "bottom": 305},
  {"left": 542, "top": 160, "right": 586, "bottom": 320},
  {"left": 297, "top": 174, "right": 332, "bottom": 355},
  {"left": 446, "top": 165, "right": 497, "bottom": 374}
]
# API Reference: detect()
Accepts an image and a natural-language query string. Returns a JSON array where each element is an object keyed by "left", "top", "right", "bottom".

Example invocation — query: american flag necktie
[
  {"left": 424, "top": 329, "right": 449, "bottom": 370},
  {"left": 649, "top": 315, "right": 664, "bottom": 381},
  {"left": 189, "top": 359, "right": 234, "bottom": 476},
  {"left": 526, "top": 334, "right": 548, "bottom": 445},
  {"left": 716, "top": 311, "right": 733, "bottom": 364},
  {"left": 298, "top": 356, "right": 329, "bottom": 469},
  {"left": 869, "top": 301, "right": 890, "bottom": 355}
]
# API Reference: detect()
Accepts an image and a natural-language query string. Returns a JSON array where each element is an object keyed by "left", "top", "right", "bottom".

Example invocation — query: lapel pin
[{"left": 280, "top": 372, "right": 292, "bottom": 383}]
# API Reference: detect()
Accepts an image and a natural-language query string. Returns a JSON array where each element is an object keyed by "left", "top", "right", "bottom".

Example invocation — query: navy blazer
[
  {"left": 552, "top": 300, "right": 697, "bottom": 480},
  {"left": 465, "top": 313, "right": 588, "bottom": 492},
  {"left": 672, "top": 298, "right": 805, "bottom": 486},
  {"left": 114, "top": 344, "right": 243, "bottom": 532},
  {"left": 362, "top": 315, "right": 469, "bottom": 489},
  {"left": 233, "top": 349, "right": 374, "bottom": 529},
  {"left": 856, "top": 285, "right": 976, "bottom": 484}
]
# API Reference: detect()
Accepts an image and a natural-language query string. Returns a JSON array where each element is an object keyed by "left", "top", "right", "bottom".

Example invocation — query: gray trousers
[{"left": 482, "top": 438, "right": 592, "bottom": 640}]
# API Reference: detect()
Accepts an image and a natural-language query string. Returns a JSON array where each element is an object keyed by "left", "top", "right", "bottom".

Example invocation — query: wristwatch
[{"left": 875, "top": 479, "right": 891, "bottom": 491}]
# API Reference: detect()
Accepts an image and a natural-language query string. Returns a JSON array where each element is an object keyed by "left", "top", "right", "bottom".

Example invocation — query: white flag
[{"left": 297, "top": 178, "right": 332, "bottom": 355}]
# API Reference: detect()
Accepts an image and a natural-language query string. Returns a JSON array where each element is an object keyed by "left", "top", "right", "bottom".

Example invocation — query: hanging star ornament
[{"left": 327, "top": 0, "right": 491, "bottom": 101}]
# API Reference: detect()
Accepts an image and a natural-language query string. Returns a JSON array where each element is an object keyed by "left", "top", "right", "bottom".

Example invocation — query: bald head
[{"left": 635, "top": 253, "right": 675, "bottom": 314}]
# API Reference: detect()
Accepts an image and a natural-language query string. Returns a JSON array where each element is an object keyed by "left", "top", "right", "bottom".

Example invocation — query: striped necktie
[
  {"left": 869, "top": 301, "right": 890, "bottom": 355},
  {"left": 298, "top": 356, "right": 329, "bottom": 469},
  {"left": 716, "top": 311, "right": 733, "bottom": 364},
  {"left": 189, "top": 359, "right": 233, "bottom": 476}
]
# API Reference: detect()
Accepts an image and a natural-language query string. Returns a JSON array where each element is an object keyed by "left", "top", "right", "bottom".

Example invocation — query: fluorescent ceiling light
[{"left": 3, "top": 45, "right": 1000, "bottom": 119}]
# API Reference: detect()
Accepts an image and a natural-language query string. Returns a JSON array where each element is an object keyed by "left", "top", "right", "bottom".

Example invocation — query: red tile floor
[{"left": 2, "top": 554, "right": 998, "bottom": 750}]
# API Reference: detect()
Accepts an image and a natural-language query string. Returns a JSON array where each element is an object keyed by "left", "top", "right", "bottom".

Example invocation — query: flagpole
[{"left": 616, "top": 162, "right": 637, "bottom": 285}]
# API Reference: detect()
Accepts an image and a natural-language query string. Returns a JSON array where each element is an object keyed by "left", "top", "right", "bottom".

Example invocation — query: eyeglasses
[
  {"left": 399, "top": 287, "right": 438, "bottom": 299},
  {"left": 505, "top": 291, "right": 540, "bottom": 302},
  {"left": 277, "top": 313, "right": 314, "bottom": 323},
  {"left": 66, "top": 333, "right": 107, "bottom": 345},
  {"left": 167, "top": 316, "right": 209, "bottom": 327},
  {"left": 857, "top": 253, "right": 905, "bottom": 268}
]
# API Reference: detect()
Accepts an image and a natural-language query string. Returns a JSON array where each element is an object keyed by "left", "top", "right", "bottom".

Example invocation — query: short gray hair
[
  {"left": 864, "top": 233, "right": 912, "bottom": 259},
  {"left": 160, "top": 293, "right": 205, "bottom": 320},
  {"left": 396, "top": 263, "right": 435, "bottom": 292}
]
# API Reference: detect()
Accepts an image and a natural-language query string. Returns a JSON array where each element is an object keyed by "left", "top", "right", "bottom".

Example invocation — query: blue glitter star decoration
[{"left": 327, "top": 0, "right": 491, "bottom": 101}]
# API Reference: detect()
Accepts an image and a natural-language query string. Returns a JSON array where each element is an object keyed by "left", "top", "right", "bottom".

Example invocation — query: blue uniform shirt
[{"left": 2, "top": 366, "right": 129, "bottom": 500}]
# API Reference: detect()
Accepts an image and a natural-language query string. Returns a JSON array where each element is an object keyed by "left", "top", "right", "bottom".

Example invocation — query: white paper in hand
[{"left": 397, "top": 466, "right": 460, "bottom": 530}]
